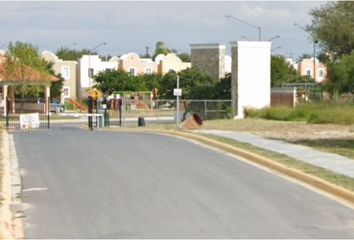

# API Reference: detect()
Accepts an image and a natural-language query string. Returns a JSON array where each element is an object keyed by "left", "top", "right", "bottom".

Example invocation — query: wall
[{"left": 190, "top": 43, "right": 226, "bottom": 80}]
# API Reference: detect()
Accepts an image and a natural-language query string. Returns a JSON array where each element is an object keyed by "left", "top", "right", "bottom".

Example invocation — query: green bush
[
  {"left": 246, "top": 102, "right": 354, "bottom": 125},
  {"left": 64, "top": 101, "right": 74, "bottom": 110}
]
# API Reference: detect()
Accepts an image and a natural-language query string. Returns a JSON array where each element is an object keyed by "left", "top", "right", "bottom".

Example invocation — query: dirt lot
[{"left": 202, "top": 119, "right": 354, "bottom": 141}]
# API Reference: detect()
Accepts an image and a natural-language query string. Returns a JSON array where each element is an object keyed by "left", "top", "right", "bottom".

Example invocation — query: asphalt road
[{"left": 13, "top": 127, "right": 354, "bottom": 238}]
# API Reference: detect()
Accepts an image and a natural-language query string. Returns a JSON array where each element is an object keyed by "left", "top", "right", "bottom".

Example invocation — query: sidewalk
[{"left": 199, "top": 130, "right": 354, "bottom": 179}]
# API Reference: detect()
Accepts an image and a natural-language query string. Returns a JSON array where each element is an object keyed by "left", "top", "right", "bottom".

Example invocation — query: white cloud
[{"left": 0, "top": 1, "right": 328, "bottom": 58}]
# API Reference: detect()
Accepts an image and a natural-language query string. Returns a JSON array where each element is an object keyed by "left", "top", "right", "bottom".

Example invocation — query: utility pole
[{"left": 145, "top": 46, "right": 150, "bottom": 57}]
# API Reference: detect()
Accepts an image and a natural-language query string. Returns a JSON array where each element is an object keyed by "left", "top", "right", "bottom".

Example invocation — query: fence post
[
  {"left": 118, "top": 99, "right": 122, "bottom": 127},
  {"left": 88, "top": 96, "right": 93, "bottom": 130},
  {"left": 47, "top": 96, "right": 50, "bottom": 129},
  {"left": 6, "top": 97, "right": 9, "bottom": 128},
  {"left": 204, "top": 100, "right": 207, "bottom": 119}
]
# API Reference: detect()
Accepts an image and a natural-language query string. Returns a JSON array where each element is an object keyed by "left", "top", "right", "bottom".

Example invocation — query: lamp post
[
  {"left": 271, "top": 46, "right": 282, "bottom": 53},
  {"left": 226, "top": 15, "right": 261, "bottom": 41},
  {"left": 268, "top": 35, "right": 280, "bottom": 41},
  {"left": 294, "top": 23, "right": 317, "bottom": 81},
  {"left": 241, "top": 36, "right": 251, "bottom": 41}
]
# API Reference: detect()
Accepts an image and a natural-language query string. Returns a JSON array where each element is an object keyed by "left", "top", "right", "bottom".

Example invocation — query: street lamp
[
  {"left": 294, "top": 23, "right": 317, "bottom": 81},
  {"left": 226, "top": 15, "right": 261, "bottom": 41},
  {"left": 268, "top": 35, "right": 280, "bottom": 41},
  {"left": 271, "top": 46, "right": 282, "bottom": 52},
  {"left": 241, "top": 35, "right": 251, "bottom": 41}
]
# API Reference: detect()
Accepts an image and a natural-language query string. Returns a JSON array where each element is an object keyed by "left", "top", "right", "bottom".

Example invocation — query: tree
[
  {"left": 93, "top": 69, "right": 146, "bottom": 94},
  {"left": 6, "top": 41, "right": 58, "bottom": 98},
  {"left": 152, "top": 41, "right": 171, "bottom": 59},
  {"left": 308, "top": 1, "right": 354, "bottom": 60},
  {"left": 56, "top": 47, "right": 93, "bottom": 61},
  {"left": 178, "top": 53, "right": 191, "bottom": 62},
  {"left": 178, "top": 67, "right": 217, "bottom": 99},
  {"left": 325, "top": 52, "right": 354, "bottom": 96},
  {"left": 271, "top": 55, "right": 304, "bottom": 87}
]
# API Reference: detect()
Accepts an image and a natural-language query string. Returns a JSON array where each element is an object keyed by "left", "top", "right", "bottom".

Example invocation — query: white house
[{"left": 78, "top": 55, "right": 119, "bottom": 98}]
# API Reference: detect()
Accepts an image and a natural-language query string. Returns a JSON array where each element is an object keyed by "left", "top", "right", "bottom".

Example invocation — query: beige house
[
  {"left": 155, "top": 53, "right": 191, "bottom": 75},
  {"left": 41, "top": 51, "right": 78, "bottom": 102},
  {"left": 119, "top": 52, "right": 191, "bottom": 76},
  {"left": 298, "top": 58, "right": 327, "bottom": 82}
]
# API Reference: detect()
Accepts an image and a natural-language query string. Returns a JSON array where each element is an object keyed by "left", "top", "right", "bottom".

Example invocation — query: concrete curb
[
  {"left": 0, "top": 131, "right": 24, "bottom": 240},
  {"left": 101, "top": 127, "right": 354, "bottom": 208}
]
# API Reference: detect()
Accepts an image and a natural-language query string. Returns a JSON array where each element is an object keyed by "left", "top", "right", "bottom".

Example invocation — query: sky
[{"left": 0, "top": 1, "right": 328, "bottom": 59}]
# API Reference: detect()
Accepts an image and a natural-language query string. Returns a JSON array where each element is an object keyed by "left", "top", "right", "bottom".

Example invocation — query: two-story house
[{"left": 41, "top": 51, "right": 78, "bottom": 103}]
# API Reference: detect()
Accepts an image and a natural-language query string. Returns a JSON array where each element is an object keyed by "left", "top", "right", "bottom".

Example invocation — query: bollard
[{"left": 138, "top": 117, "right": 146, "bottom": 127}]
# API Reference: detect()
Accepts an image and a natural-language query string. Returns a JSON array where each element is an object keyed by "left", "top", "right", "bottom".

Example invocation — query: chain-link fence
[{"left": 107, "top": 99, "right": 233, "bottom": 126}]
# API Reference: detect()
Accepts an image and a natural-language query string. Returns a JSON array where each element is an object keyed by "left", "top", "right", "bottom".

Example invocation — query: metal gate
[{"left": 1, "top": 98, "right": 50, "bottom": 132}]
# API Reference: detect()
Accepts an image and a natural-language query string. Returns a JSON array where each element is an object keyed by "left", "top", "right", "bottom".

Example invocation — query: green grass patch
[
  {"left": 245, "top": 102, "right": 354, "bottom": 125},
  {"left": 200, "top": 133, "right": 354, "bottom": 192}
]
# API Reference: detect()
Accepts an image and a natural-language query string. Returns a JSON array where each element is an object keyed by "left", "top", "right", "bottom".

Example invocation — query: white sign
[
  {"left": 173, "top": 88, "right": 182, "bottom": 96},
  {"left": 20, "top": 113, "right": 40, "bottom": 130}
]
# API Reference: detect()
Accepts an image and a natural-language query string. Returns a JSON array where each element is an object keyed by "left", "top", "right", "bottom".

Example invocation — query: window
[
  {"left": 63, "top": 87, "right": 70, "bottom": 98},
  {"left": 319, "top": 69, "right": 324, "bottom": 79},
  {"left": 145, "top": 68, "right": 152, "bottom": 75},
  {"left": 306, "top": 69, "right": 311, "bottom": 77},
  {"left": 129, "top": 68, "right": 136, "bottom": 76},
  {"left": 88, "top": 68, "right": 94, "bottom": 78},
  {"left": 61, "top": 66, "right": 70, "bottom": 80}
]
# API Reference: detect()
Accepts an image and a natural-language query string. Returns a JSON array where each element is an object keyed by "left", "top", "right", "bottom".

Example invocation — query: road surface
[{"left": 13, "top": 127, "right": 354, "bottom": 238}]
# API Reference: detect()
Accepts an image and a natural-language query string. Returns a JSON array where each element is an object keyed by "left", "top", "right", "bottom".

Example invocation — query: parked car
[{"left": 37, "top": 98, "right": 65, "bottom": 113}]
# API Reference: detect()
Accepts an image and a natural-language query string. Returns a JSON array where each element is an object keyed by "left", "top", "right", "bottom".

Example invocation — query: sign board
[
  {"left": 20, "top": 113, "right": 40, "bottom": 130},
  {"left": 173, "top": 88, "right": 182, "bottom": 96}
]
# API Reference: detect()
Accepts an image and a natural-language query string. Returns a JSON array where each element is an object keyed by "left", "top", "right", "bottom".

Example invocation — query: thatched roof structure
[{"left": 0, "top": 62, "right": 59, "bottom": 85}]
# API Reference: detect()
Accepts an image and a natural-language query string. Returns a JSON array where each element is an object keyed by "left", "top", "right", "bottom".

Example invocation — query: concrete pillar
[
  {"left": 230, "top": 42, "right": 238, "bottom": 115},
  {"left": 9, "top": 87, "right": 15, "bottom": 114},
  {"left": 231, "top": 41, "right": 272, "bottom": 119}
]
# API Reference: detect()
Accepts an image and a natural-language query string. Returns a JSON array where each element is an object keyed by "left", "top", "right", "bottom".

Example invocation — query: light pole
[
  {"left": 268, "top": 35, "right": 280, "bottom": 41},
  {"left": 294, "top": 23, "right": 317, "bottom": 81},
  {"left": 241, "top": 35, "right": 251, "bottom": 41},
  {"left": 226, "top": 15, "right": 261, "bottom": 41},
  {"left": 271, "top": 46, "right": 282, "bottom": 53}
]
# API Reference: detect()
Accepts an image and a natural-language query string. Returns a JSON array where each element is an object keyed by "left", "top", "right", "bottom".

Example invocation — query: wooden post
[
  {"left": 45, "top": 85, "right": 50, "bottom": 114},
  {"left": 3, "top": 85, "right": 8, "bottom": 116}
]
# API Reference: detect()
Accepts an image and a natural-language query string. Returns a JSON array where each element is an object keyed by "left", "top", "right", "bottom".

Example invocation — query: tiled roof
[{"left": 0, "top": 62, "right": 59, "bottom": 83}]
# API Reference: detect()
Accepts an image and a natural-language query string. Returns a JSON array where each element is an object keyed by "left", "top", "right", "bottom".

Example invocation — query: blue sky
[{"left": 0, "top": 1, "right": 327, "bottom": 59}]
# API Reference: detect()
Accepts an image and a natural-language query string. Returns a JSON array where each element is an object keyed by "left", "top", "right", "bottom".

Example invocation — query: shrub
[{"left": 246, "top": 102, "right": 354, "bottom": 125}]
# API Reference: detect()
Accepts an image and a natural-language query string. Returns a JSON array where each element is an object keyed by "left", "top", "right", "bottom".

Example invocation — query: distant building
[
  {"left": 78, "top": 55, "right": 118, "bottom": 98},
  {"left": 285, "top": 58, "right": 298, "bottom": 70},
  {"left": 119, "top": 52, "right": 157, "bottom": 76},
  {"left": 155, "top": 53, "right": 191, "bottom": 75},
  {"left": 190, "top": 43, "right": 226, "bottom": 80},
  {"left": 41, "top": 51, "right": 78, "bottom": 102},
  {"left": 298, "top": 58, "right": 327, "bottom": 82}
]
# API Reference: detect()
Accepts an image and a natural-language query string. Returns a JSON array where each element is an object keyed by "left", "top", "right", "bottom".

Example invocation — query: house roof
[{"left": 0, "top": 62, "right": 59, "bottom": 84}]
